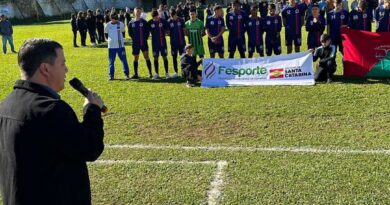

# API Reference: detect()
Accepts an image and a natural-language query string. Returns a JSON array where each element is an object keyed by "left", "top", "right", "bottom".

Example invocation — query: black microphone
[{"left": 69, "top": 77, "right": 108, "bottom": 113}]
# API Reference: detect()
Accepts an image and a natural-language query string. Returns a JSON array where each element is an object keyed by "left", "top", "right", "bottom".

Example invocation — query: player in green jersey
[{"left": 185, "top": 8, "right": 206, "bottom": 58}]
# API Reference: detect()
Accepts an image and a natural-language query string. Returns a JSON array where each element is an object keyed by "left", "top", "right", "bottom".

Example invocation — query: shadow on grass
[
  {"left": 111, "top": 77, "right": 187, "bottom": 84},
  {"left": 94, "top": 41, "right": 132, "bottom": 48},
  {"left": 334, "top": 75, "right": 390, "bottom": 84}
]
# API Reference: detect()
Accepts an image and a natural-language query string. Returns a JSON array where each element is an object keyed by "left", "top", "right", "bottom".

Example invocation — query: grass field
[{"left": 1, "top": 15, "right": 390, "bottom": 204}]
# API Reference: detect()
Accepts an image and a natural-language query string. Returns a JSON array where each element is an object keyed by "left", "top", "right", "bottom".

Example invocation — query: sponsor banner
[{"left": 202, "top": 52, "right": 315, "bottom": 87}]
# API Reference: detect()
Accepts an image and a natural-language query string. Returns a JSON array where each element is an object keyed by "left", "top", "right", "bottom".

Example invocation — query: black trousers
[
  {"left": 97, "top": 25, "right": 105, "bottom": 43},
  {"left": 315, "top": 60, "right": 336, "bottom": 81},
  {"left": 88, "top": 28, "right": 96, "bottom": 44},
  {"left": 72, "top": 30, "right": 77, "bottom": 46},
  {"left": 183, "top": 67, "right": 202, "bottom": 84},
  {"left": 80, "top": 31, "right": 87, "bottom": 46}
]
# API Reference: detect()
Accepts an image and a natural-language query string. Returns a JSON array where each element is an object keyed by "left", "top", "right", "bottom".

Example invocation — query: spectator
[
  {"left": 0, "top": 14, "right": 16, "bottom": 54},
  {"left": 96, "top": 9, "right": 105, "bottom": 43},
  {"left": 76, "top": 11, "right": 88, "bottom": 47},
  {"left": 86, "top": 10, "right": 97, "bottom": 45},
  {"left": 70, "top": 13, "right": 78, "bottom": 47}
]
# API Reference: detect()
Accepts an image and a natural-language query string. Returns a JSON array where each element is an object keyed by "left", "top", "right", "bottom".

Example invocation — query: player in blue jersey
[
  {"left": 226, "top": 0, "right": 248, "bottom": 58},
  {"left": 349, "top": 0, "right": 372, "bottom": 31},
  {"left": 305, "top": 3, "right": 326, "bottom": 50},
  {"left": 149, "top": 10, "right": 170, "bottom": 80},
  {"left": 327, "top": 0, "right": 349, "bottom": 54},
  {"left": 167, "top": 9, "right": 186, "bottom": 78},
  {"left": 282, "top": 0, "right": 306, "bottom": 54},
  {"left": 128, "top": 7, "right": 153, "bottom": 79},
  {"left": 264, "top": 4, "right": 282, "bottom": 56},
  {"left": 205, "top": 5, "right": 226, "bottom": 58},
  {"left": 247, "top": 5, "right": 265, "bottom": 58},
  {"left": 374, "top": 0, "right": 390, "bottom": 32}
]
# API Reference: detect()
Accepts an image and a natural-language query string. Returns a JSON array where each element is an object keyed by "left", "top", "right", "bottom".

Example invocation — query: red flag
[{"left": 341, "top": 28, "right": 390, "bottom": 78}]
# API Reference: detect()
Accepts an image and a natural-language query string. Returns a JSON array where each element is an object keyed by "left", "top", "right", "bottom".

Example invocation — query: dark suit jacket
[{"left": 0, "top": 80, "right": 104, "bottom": 205}]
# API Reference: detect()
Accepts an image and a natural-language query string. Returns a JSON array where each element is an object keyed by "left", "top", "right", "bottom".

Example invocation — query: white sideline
[
  {"left": 106, "top": 144, "right": 390, "bottom": 155},
  {"left": 93, "top": 160, "right": 228, "bottom": 205}
]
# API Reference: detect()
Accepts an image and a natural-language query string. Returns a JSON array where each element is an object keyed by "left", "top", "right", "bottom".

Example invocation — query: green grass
[{"left": 1, "top": 16, "right": 390, "bottom": 204}]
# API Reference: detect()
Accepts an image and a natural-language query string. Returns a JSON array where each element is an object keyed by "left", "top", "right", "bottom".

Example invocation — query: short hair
[
  {"left": 170, "top": 8, "right": 177, "bottom": 15},
  {"left": 269, "top": 3, "right": 276, "bottom": 9},
  {"left": 151, "top": 10, "right": 159, "bottom": 17},
  {"left": 135, "top": 7, "right": 143, "bottom": 11},
  {"left": 185, "top": 44, "right": 194, "bottom": 50},
  {"left": 336, "top": 0, "right": 342, "bottom": 4},
  {"left": 232, "top": 0, "right": 241, "bottom": 5},
  {"left": 190, "top": 8, "right": 197, "bottom": 13},
  {"left": 251, "top": 5, "right": 259, "bottom": 9},
  {"left": 214, "top": 5, "right": 223, "bottom": 11},
  {"left": 18, "top": 38, "right": 63, "bottom": 78},
  {"left": 110, "top": 12, "right": 118, "bottom": 19},
  {"left": 320, "top": 33, "right": 331, "bottom": 42}
]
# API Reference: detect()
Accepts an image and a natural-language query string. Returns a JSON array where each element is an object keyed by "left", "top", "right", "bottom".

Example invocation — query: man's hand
[{"left": 84, "top": 89, "right": 104, "bottom": 109}]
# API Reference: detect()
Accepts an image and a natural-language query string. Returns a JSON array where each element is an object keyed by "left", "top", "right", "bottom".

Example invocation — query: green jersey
[{"left": 185, "top": 19, "right": 205, "bottom": 56}]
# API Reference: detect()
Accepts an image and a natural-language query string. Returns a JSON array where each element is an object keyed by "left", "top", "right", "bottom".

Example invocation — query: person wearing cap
[
  {"left": 205, "top": 5, "right": 225, "bottom": 58},
  {"left": 247, "top": 5, "right": 265, "bottom": 58},
  {"left": 264, "top": 4, "right": 282, "bottom": 56},
  {"left": 282, "top": 0, "right": 306, "bottom": 54},
  {"left": 349, "top": 0, "right": 373, "bottom": 31},
  {"left": 104, "top": 12, "right": 130, "bottom": 80},
  {"left": 226, "top": 0, "right": 248, "bottom": 58},
  {"left": 305, "top": 3, "right": 326, "bottom": 50},
  {"left": 374, "top": 0, "right": 389, "bottom": 32},
  {"left": 0, "top": 14, "right": 16, "bottom": 54},
  {"left": 180, "top": 44, "right": 203, "bottom": 87},
  {"left": 312, "top": 34, "right": 337, "bottom": 83},
  {"left": 149, "top": 10, "right": 170, "bottom": 80}
]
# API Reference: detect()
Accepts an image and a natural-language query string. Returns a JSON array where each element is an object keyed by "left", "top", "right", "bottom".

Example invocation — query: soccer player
[
  {"left": 259, "top": 0, "right": 269, "bottom": 18},
  {"left": 247, "top": 5, "right": 265, "bottom": 58},
  {"left": 185, "top": 8, "right": 206, "bottom": 59},
  {"left": 349, "top": 0, "right": 372, "bottom": 31},
  {"left": 282, "top": 0, "right": 306, "bottom": 54},
  {"left": 205, "top": 5, "right": 225, "bottom": 58},
  {"left": 128, "top": 7, "right": 153, "bottom": 79},
  {"left": 327, "top": 0, "right": 349, "bottom": 54},
  {"left": 264, "top": 4, "right": 282, "bottom": 56},
  {"left": 312, "top": 34, "right": 337, "bottom": 83},
  {"left": 305, "top": 3, "right": 326, "bottom": 50},
  {"left": 167, "top": 8, "right": 186, "bottom": 78},
  {"left": 226, "top": 0, "right": 248, "bottom": 58},
  {"left": 374, "top": 0, "right": 389, "bottom": 32},
  {"left": 149, "top": 10, "right": 170, "bottom": 80},
  {"left": 104, "top": 13, "right": 130, "bottom": 80}
]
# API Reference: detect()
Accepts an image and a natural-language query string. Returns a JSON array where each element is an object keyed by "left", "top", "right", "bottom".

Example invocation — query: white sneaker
[
  {"left": 165, "top": 73, "right": 170, "bottom": 79},
  {"left": 152, "top": 74, "right": 160, "bottom": 80},
  {"left": 171, "top": 72, "right": 178, "bottom": 78}
]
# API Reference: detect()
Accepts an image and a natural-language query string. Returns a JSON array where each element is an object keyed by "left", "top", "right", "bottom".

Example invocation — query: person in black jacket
[
  {"left": 312, "top": 34, "right": 337, "bottom": 83},
  {"left": 77, "top": 11, "right": 88, "bottom": 46},
  {"left": 86, "top": 10, "right": 97, "bottom": 45},
  {"left": 96, "top": 9, "right": 105, "bottom": 43},
  {"left": 70, "top": 13, "right": 78, "bottom": 47},
  {"left": 180, "top": 44, "right": 203, "bottom": 87},
  {"left": 0, "top": 38, "right": 105, "bottom": 205}
]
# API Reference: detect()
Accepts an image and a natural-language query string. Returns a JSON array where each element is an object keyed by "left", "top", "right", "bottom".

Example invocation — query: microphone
[{"left": 69, "top": 77, "right": 108, "bottom": 113}]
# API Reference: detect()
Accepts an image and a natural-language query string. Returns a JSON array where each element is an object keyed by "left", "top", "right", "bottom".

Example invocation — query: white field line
[
  {"left": 92, "top": 160, "right": 228, "bottom": 205},
  {"left": 106, "top": 144, "right": 390, "bottom": 155}
]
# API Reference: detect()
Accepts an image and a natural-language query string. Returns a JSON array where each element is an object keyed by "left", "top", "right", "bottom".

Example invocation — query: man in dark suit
[{"left": 0, "top": 38, "right": 105, "bottom": 205}]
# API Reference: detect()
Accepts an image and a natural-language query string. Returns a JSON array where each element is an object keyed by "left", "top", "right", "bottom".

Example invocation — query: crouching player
[
  {"left": 180, "top": 44, "right": 203, "bottom": 87},
  {"left": 312, "top": 34, "right": 337, "bottom": 83}
]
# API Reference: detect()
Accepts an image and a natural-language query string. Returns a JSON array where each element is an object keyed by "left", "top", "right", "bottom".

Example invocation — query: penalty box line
[
  {"left": 93, "top": 160, "right": 228, "bottom": 205},
  {"left": 106, "top": 144, "right": 390, "bottom": 155}
]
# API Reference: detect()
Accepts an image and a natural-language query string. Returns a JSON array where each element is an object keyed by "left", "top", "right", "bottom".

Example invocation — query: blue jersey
[
  {"left": 306, "top": 15, "right": 326, "bottom": 49},
  {"left": 247, "top": 16, "right": 265, "bottom": 46},
  {"left": 226, "top": 10, "right": 248, "bottom": 40},
  {"left": 327, "top": 9, "right": 349, "bottom": 43},
  {"left": 375, "top": 7, "right": 390, "bottom": 32},
  {"left": 148, "top": 19, "right": 169, "bottom": 48},
  {"left": 282, "top": 4, "right": 306, "bottom": 35},
  {"left": 128, "top": 18, "right": 149, "bottom": 48},
  {"left": 167, "top": 18, "right": 186, "bottom": 46},
  {"left": 205, "top": 16, "right": 225, "bottom": 44},
  {"left": 349, "top": 9, "right": 372, "bottom": 31},
  {"left": 264, "top": 15, "right": 282, "bottom": 35}
]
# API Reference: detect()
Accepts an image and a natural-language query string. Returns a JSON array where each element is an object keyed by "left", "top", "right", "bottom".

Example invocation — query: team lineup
[{"left": 69, "top": 0, "right": 390, "bottom": 84}]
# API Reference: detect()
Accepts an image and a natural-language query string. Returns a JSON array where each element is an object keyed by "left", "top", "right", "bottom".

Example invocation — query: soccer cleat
[
  {"left": 125, "top": 76, "right": 130, "bottom": 80},
  {"left": 171, "top": 73, "right": 178, "bottom": 78},
  {"left": 152, "top": 74, "right": 160, "bottom": 80},
  {"left": 109, "top": 76, "right": 114, "bottom": 81},
  {"left": 131, "top": 75, "right": 139, "bottom": 79},
  {"left": 165, "top": 73, "right": 170, "bottom": 79}
]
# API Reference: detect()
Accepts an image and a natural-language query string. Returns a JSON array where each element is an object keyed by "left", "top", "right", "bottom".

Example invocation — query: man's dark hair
[
  {"left": 18, "top": 38, "right": 63, "bottom": 78},
  {"left": 336, "top": 0, "right": 342, "bottom": 4},
  {"left": 213, "top": 5, "right": 222, "bottom": 11},
  {"left": 232, "top": 0, "right": 241, "bottom": 5},
  {"left": 110, "top": 12, "right": 118, "bottom": 19},
  {"left": 170, "top": 8, "right": 177, "bottom": 16},
  {"left": 151, "top": 10, "right": 159, "bottom": 17},
  {"left": 269, "top": 3, "right": 276, "bottom": 10},
  {"left": 190, "top": 8, "right": 197, "bottom": 13}
]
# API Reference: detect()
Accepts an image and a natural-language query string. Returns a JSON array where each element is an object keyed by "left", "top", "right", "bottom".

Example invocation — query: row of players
[{"left": 102, "top": 0, "right": 389, "bottom": 80}]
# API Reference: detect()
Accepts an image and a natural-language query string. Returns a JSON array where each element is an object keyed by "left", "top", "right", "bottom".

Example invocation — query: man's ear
[{"left": 38, "top": 63, "right": 50, "bottom": 77}]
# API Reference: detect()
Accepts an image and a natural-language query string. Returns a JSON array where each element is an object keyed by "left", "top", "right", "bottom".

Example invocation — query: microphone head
[{"left": 69, "top": 77, "right": 82, "bottom": 89}]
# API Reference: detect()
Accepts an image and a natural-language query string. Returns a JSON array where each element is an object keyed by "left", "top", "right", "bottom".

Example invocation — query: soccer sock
[
  {"left": 146, "top": 60, "right": 152, "bottom": 76},
  {"left": 248, "top": 53, "right": 253, "bottom": 58},
  {"left": 163, "top": 58, "right": 169, "bottom": 74},
  {"left": 154, "top": 59, "right": 159, "bottom": 74},
  {"left": 133, "top": 61, "right": 138, "bottom": 76},
  {"left": 229, "top": 52, "right": 234, "bottom": 58},
  {"left": 239, "top": 51, "right": 245, "bottom": 58},
  {"left": 172, "top": 55, "right": 178, "bottom": 73}
]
